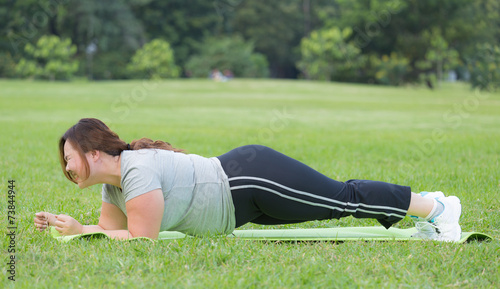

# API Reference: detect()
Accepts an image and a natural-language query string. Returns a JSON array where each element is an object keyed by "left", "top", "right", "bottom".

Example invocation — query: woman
[{"left": 34, "top": 118, "right": 462, "bottom": 241}]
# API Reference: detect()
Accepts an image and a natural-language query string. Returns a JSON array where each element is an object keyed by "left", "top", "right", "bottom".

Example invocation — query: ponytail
[{"left": 129, "top": 138, "right": 184, "bottom": 152}]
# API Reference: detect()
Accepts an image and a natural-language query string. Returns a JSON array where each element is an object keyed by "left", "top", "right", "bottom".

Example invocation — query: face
[{"left": 63, "top": 141, "right": 94, "bottom": 189}]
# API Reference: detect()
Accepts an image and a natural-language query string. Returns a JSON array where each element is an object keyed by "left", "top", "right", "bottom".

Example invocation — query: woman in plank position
[{"left": 34, "top": 118, "right": 462, "bottom": 241}]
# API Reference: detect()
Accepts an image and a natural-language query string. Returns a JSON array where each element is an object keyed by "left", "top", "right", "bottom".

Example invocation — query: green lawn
[{"left": 1, "top": 79, "right": 499, "bottom": 288}]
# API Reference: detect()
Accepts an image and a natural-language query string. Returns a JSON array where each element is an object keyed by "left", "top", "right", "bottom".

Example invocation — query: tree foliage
[
  {"left": 231, "top": 1, "right": 304, "bottom": 78},
  {"left": 468, "top": 43, "right": 500, "bottom": 92},
  {"left": 416, "top": 29, "right": 460, "bottom": 87},
  {"left": 371, "top": 53, "right": 411, "bottom": 86},
  {"left": 0, "top": 52, "right": 16, "bottom": 77},
  {"left": 127, "top": 39, "right": 180, "bottom": 79},
  {"left": 61, "top": 0, "right": 145, "bottom": 79},
  {"left": 0, "top": 0, "right": 498, "bottom": 89},
  {"left": 319, "top": 0, "right": 497, "bottom": 88},
  {"left": 15, "top": 35, "right": 78, "bottom": 80},
  {"left": 130, "top": 0, "right": 220, "bottom": 73},
  {"left": 185, "top": 36, "right": 268, "bottom": 78},
  {"left": 297, "top": 27, "right": 363, "bottom": 81}
]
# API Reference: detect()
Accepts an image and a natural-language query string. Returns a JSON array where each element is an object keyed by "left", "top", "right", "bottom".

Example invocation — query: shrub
[
  {"left": 297, "top": 27, "right": 363, "bottom": 81},
  {"left": 127, "top": 39, "right": 180, "bottom": 79},
  {"left": 91, "top": 51, "right": 134, "bottom": 80},
  {"left": 468, "top": 43, "right": 500, "bottom": 91},
  {"left": 15, "top": 35, "right": 79, "bottom": 80},
  {"left": 185, "top": 36, "right": 269, "bottom": 78},
  {"left": 0, "top": 52, "right": 17, "bottom": 78},
  {"left": 371, "top": 53, "right": 411, "bottom": 86}
]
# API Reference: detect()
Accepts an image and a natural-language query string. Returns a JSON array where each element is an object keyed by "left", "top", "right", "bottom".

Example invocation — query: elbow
[{"left": 127, "top": 230, "right": 159, "bottom": 240}]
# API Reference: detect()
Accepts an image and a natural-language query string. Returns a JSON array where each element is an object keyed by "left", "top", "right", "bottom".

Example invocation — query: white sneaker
[
  {"left": 432, "top": 196, "right": 462, "bottom": 242},
  {"left": 411, "top": 191, "right": 445, "bottom": 239}
]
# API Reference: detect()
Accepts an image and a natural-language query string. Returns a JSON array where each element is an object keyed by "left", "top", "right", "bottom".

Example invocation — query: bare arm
[
  {"left": 47, "top": 189, "right": 164, "bottom": 240},
  {"left": 124, "top": 188, "right": 164, "bottom": 239},
  {"left": 79, "top": 201, "right": 129, "bottom": 234}
]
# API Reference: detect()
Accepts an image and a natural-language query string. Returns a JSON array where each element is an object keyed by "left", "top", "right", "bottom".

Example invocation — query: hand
[
  {"left": 34, "top": 212, "right": 57, "bottom": 232},
  {"left": 54, "top": 214, "right": 84, "bottom": 236}
]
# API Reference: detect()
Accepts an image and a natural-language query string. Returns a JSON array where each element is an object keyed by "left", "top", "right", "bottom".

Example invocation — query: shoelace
[
  {"left": 412, "top": 219, "right": 440, "bottom": 239},
  {"left": 415, "top": 221, "right": 440, "bottom": 234}
]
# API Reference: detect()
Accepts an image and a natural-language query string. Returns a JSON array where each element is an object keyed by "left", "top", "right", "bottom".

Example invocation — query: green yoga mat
[{"left": 50, "top": 226, "right": 492, "bottom": 243}]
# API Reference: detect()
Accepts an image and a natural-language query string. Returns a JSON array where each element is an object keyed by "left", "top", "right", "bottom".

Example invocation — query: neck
[{"left": 96, "top": 154, "right": 122, "bottom": 188}]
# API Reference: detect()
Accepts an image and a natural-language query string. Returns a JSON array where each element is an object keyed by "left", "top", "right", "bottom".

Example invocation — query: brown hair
[{"left": 59, "top": 118, "right": 184, "bottom": 184}]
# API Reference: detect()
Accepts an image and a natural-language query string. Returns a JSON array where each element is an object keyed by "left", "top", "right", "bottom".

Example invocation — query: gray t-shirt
[{"left": 101, "top": 149, "right": 235, "bottom": 236}]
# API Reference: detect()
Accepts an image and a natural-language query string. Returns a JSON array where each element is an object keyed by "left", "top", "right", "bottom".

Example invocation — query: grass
[{"left": 0, "top": 78, "right": 499, "bottom": 288}]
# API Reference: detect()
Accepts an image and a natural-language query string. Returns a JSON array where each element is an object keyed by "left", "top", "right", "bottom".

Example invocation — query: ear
[{"left": 90, "top": 150, "right": 100, "bottom": 161}]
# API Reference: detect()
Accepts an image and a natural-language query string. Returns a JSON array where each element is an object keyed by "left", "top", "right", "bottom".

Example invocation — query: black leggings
[{"left": 217, "top": 145, "right": 411, "bottom": 229}]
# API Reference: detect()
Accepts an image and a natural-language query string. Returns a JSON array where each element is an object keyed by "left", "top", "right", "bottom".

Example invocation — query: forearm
[{"left": 82, "top": 225, "right": 134, "bottom": 240}]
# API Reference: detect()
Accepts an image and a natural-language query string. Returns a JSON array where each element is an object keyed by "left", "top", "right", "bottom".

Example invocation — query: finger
[
  {"left": 36, "top": 212, "right": 50, "bottom": 219},
  {"left": 55, "top": 226, "right": 63, "bottom": 233},
  {"left": 35, "top": 223, "right": 47, "bottom": 232},
  {"left": 56, "top": 215, "right": 71, "bottom": 222},
  {"left": 34, "top": 215, "right": 47, "bottom": 222},
  {"left": 54, "top": 220, "right": 65, "bottom": 228},
  {"left": 34, "top": 223, "right": 46, "bottom": 230},
  {"left": 36, "top": 220, "right": 47, "bottom": 226}
]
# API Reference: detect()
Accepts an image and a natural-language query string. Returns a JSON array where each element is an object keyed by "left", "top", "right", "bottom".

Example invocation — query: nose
[{"left": 66, "top": 162, "right": 70, "bottom": 172}]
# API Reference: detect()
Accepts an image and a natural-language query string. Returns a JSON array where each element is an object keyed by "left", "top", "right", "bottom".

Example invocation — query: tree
[
  {"left": 15, "top": 35, "right": 78, "bottom": 80},
  {"left": 127, "top": 39, "right": 180, "bottom": 79},
  {"left": 1, "top": 0, "right": 61, "bottom": 57},
  {"left": 0, "top": 52, "right": 16, "bottom": 77},
  {"left": 324, "top": 0, "right": 488, "bottom": 85},
  {"left": 131, "top": 0, "right": 220, "bottom": 75},
  {"left": 297, "top": 27, "right": 363, "bottom": 81},
  {"left": 1, "top": 0, "right": 498, "bottom": 84},
  {"left": 231, "top": 0, "right": 305, "bottom": 78},
  {"left": 185, "top": 35, "right": 268, "bottom": 78},
  {"left": 57, "top": 0, "right": 145, "bottom": 79},
  {"left": 416, "top": 29, "right": 460, "bottom": 88},
  {"left": 468, "top": 43, "right": 500, "bottom": 91},
  {"left": 371, "top": 53, "right": 411, "bottom": 86}
]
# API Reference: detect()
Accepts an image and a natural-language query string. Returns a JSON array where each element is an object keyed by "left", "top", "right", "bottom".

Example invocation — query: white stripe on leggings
[{"left": 228, "top": 176, "right": 408, "bottom": 216}]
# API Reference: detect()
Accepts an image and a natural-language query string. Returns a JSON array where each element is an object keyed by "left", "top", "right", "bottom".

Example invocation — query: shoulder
[
  {"left": 121, "top": 149, "right": 174, "bottom": 169},
  {"left": 120, "top": 149, "right": 164, "bottom": 179},
  {"left": 122, "top": 149, "right": 173, "bottom": 162},
  {"left": 120, "top": 150, "right": 167, "bottom": 201}
]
